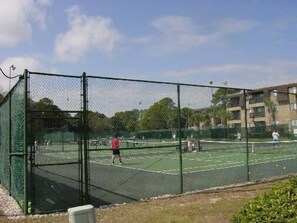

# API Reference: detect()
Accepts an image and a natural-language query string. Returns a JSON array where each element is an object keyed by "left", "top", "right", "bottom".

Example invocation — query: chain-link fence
[
  {"left": 0, "top": 78, "right": 25, "bottom": 211},
  {"left": 0, "top": 70, "right": 296, "bottom": 214}
]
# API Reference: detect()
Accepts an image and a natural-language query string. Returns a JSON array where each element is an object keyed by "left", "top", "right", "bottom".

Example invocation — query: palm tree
[
  {"left": 194, "top": 109, "right": 211, "bottom": 128},
  {"left": 264, "top": 99, "right": 277, "bottom": 129}
]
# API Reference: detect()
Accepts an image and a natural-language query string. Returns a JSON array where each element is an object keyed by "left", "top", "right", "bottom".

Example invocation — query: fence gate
[{"left": 27, "top": 72, "right": 85, "bottom": 214}]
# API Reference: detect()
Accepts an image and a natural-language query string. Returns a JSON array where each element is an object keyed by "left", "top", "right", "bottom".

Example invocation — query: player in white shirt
[{"left": 272, "top": 129, "right": 280, "bottom": 149}]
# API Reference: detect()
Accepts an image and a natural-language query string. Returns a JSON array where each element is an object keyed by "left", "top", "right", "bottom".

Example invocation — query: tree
[
  {"left": 113, "top": 109, "right": 140, "bottom": 132},
  {"left": 193, "top": 109, "right": 211, "bottom": 128},
  {"left": 0, "top": 87, "right": 6, "bottom": 103},
  {"left": 140, "top": 97, "right": 178, "bottom": 130},
  {"left": 88, "top": 111, "right": 109, "bottom": 132},
  {"left": 108, "top": 116, "right": 126, "bottom": 132},
  {"left": 211, "top": 88, "right": 239, "bottom": 126},
  {"left": 180, "top": 107, "right": 192, "bottom": 128},
  {"left": 265, "top": 99, "right": 277, "bottom": 129},
  {"left": 0, "top": 93, "right": 3, "bottom": 103},
  {"left": 39, "top": 97, "right": 54, "bottom": 105},
  {"left": 32, "top": 97, "right": 66, "bottom": 130}
]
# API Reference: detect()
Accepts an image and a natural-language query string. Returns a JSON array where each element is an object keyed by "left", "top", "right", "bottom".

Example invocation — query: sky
[{"left": 1, "top": 0, "right": 297, "bottom": 94}]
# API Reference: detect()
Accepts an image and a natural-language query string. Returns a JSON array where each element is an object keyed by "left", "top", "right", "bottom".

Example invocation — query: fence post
[
  {"left": 24, "top": 69, "right": 29, "bottom": 214},
  {"left": 177, "top": 84, "right": 183, "bottom": 194},
  {"left": 82, "top": 72, "right": 89, "bottom": 204},
  {"left": 8, "top": 85, "right": 12, "bottom": 196},
  {"left": 243, "top": 90, "right": 250, "bottom": 181}
]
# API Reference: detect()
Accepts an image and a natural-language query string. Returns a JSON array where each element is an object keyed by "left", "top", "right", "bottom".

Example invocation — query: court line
[
  {"left": 89, "top": 159, "right": 178, "bottom": 175},
  {"left": 40, "top": 147, "right": 296, "bottom": 176}
]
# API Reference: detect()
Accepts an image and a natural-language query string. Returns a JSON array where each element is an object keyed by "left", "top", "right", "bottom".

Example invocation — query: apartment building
[{"left": 227, "top": 83, "right": 297, "bottom": 135}]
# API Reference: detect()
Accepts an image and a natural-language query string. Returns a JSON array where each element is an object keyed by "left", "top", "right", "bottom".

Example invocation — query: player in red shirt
[{"left": 111, "top": 134, "right": 122, "bottom": 165}]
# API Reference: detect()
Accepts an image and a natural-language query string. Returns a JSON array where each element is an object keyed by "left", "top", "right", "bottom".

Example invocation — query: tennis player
[
  {"left": 111, "top": 134, "right": 122, "bottom": 165},
  {"left": 187, "top": 139, "right": 193, "bottom": 151},
  {"left": 272, "top": 129, "right": 280, "bottom": 149},
  {"left": 236, "top": 132, "right": 241, "bottom": 141}
]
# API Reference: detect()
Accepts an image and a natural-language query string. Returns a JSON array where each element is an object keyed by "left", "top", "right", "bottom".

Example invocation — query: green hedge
[{"left": 232, "top": 176, "right": 297, "bottom": 223}]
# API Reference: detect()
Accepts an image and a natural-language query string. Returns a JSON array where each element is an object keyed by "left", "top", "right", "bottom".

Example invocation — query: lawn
[{"left": 0, "top": 177, "right": 292, "bottom": 223}]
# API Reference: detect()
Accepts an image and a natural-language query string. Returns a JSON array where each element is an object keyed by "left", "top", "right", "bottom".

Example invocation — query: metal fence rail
[{"left": 0, "top": 70, "right": 296, "bottom": 214}]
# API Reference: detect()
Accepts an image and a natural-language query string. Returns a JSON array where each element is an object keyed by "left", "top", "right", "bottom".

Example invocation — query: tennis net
[
  {"left": 124, "top": 140, "right": 183, "bottom": 149},
  {"left": 198, "top": 140, "right": 297, "bottom": 154},
  {"left": 117, "top": 140, "right": 184, "bottom": 158}
]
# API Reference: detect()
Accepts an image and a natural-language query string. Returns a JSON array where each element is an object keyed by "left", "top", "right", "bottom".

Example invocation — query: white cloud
[
  {"left": 132, "top": 36, "right": 154, "bottom": 44},
  {"left": 272, "top": 16, "right": 297, "bottom": 30},
  {"left": 152, "top": 16, "right": 196, "bottom": 33},
  {"left": 214, "top": 18, "right": 259, "bottom": 36},
  {"left": 149, "top": 16, "right": 209, "bottom": 52},
  {"left": 0, "top": 56, "right": 42, "bottom": 92},
  {"left": 0, "top": 0, "right": 51, "bottom": 47},
  {"left": 54, "top": 5, "right": 122, "bottom": 63},
  {"left": 162, "top": 60, "right": 297, "bottom": 89},
  {"left": 137, "top": 16, "right": 258, "bottom": 53}
]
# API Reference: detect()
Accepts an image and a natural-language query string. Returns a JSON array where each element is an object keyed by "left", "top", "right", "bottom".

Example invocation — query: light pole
[
  {"left": 187, "top": 103, "right": 191, "bottom": 129},
  {"left": 209, "top": 81, "right": 214, "bottom": 96},
  {"left": 9, "top": 65, "right": 16, "bottom": 91},
  {"left": 138, "top": 102, "right": 142, "bottom": 131},
  {"left": 67, "top": 98, "right": 70, "bottom": 110}
]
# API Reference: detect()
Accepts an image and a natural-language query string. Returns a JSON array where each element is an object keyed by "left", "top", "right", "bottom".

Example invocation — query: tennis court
[
  {"left": 36, "top": 139, "right": 297, "bottom": 174},
  {"left": 29, "top": 138, "right": 296, "bottom": 212}
]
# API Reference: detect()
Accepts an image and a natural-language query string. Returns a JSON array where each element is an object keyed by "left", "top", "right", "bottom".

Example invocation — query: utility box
[{"left": 68, "top": 204, "right": 96, "bottom": 223}]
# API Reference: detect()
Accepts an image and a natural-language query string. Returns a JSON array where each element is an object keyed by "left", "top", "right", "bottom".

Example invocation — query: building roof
[{"left": 250, "top": 82, "right": 297, "bottom": 93}]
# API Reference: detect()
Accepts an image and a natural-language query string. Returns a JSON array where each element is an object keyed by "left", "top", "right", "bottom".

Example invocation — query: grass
[{"left": 0, "top": 177, "right": 292, "bottom": 223}]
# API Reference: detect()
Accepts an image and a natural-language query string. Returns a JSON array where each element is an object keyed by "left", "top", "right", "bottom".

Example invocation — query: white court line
[
  {"left": 90, "top": 159, "right": 178, "bottom": 175},
  {"left": 88, "top": 150, "right": 297, "bottom": 176}
]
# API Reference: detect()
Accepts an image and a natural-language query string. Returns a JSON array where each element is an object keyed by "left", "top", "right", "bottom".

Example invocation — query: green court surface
[
  {"left": 31, "top": 139, "right": 296, "bottom": 213},
  {"left": 35, "top": 139, "right": 297, "bottom": 175}
]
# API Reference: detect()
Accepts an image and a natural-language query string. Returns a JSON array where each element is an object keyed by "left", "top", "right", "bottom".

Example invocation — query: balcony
[
  {"left": 250, "top": 112, "right": 265, "bottom": 118},
  {"left": 249, "top": 97, "right": 264, "bottom": 104},
  {"left": 230, "top": 116, "right": 241, "bottom": 120},
  {"left": 228, "top": 102, "right": 240, "bottom": 108}
]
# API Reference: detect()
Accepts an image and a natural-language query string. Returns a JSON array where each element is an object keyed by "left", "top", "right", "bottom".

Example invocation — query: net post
[{"left": 198, "top": 140, "right": 202, "bottom": 151}]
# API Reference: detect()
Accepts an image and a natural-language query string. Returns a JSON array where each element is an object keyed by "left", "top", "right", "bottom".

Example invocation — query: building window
[
  {"left": 253, "top": 106, "right": 265, "bottom": 117},
  {"left": 271, "top": 104, "right": 278, "bottom": 112},
  {"left": 233, "top": 123, "right": 241, "bottom": 129},
  {"left": 254, "top": 121, "right": 266, "bottom": 131},
  {"left": 291, "top": 120, "right": 297, "bottom": 127},
  {"left": 290, "top": 103, "right": 297, "bottom": 110},
  {"left": 229, "top": 97, "right": 240, "bottom": 107},
  {"left": 288, "top": 87, "right": 297, "bottom": 94},
  {"left": 231, "top": 110, "right": 241, "bottom": 120},
  {"left": 270, "top": 90, "right": 277, "bottom": 97},
  {"left": 249, "top": 92, "right": 264, "bottom": 104}
]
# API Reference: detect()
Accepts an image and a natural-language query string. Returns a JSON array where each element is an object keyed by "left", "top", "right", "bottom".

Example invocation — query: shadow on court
[{"left": 30, "top": 155, "right": 297, "bottom": 214}]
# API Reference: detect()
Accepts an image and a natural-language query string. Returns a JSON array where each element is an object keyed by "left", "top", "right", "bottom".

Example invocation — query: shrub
[{"left": 232, "top": 176, "right": 297, "bottom": 223}]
